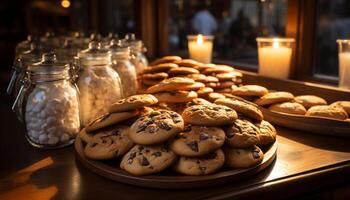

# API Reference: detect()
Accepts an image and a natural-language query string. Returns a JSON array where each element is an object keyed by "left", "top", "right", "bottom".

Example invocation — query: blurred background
[{"left": 1, "top": 0, "right": 350, "bottom": 86}]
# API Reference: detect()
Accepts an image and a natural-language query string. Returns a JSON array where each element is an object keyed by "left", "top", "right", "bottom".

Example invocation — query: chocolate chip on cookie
[
  {"left": 224, "top": 119, "right": 260, "bottom": 148},
  {"left": 129, "top": 110, "right": 184, "bottom": 145},
  {"left": 224, "top": 145, "right": 264, "bottom": 168},
  {"left": 120, "top": 144, "right": 177, "bottom": 175},
  {"left": 182, "top": 104, "right": 237, "bottom": 126}
]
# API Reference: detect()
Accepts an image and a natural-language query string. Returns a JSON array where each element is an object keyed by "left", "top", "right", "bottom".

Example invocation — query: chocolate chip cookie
[
  {"left": 255, "top": 120, "right": 277, "bottom": 146},
  {"left": 224, "top": 145, "right": 264, "bottom": 168},
  {"left": 143, "top": 63, "right": 178, "bottom": 74},
  {"left": 224, "top": 119, "right": 260, "bottom": 148},
  {"left": 85, "top": 110, "right": 139, "bottom": 133},
  {"left": 109, "top": 94, "right": 158, "bottom": 113},
  {"left": 182, "top": 104, "right": 237, "bottom": 126},
  {"left": 168, "top": 67, "right": 200, "bottom": 76},
  {"left": 84, "top": 126, "right": 134, "bottom": 160},
  {"left": 169, "top": 125, "right": 225, "bottom": 157},
  {"left": 294, "top": 95, "right": 327, "bottom": 108},
  {"left": 231, "top": 85, "right": 268, "bottom": 97},
  {"left": 173, "top": 149, "right": 225, "bottom": 175},
  {"left": 129, "top": 110, "right": 184, "bottom": 145},
  {"left": 146, "top": 77, "right": 195, "bottom": 93},
  {"left": 154, "top": 91, "right": 198, "bottom": 103},
  {"left": 254, "top": 91, "right": 294, "bottom": 106},
  {"left": 269, "top": 102, "right": 307, "bottom": 115},
  {"left": 215, "top": 98, "right": 263, "bottom": 121},
  {"left": 306, "top": 105, "right": 348, "bottom": 120},
  {"left": 150, "top": 56, "right": 182, "bottom": 66},
  {"left": 120, "top": 144, "right": 177, "bottom": 175}
]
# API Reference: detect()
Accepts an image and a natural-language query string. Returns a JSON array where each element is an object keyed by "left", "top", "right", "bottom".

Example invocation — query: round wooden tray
[{"left": 74, "top": 137, "right": 277, "bottom": 189}]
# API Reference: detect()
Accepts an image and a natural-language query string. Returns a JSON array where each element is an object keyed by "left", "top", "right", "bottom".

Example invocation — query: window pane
[
  {"left": 167, "top": 0, "right": 288, "bottom": 68},
  {"left": 315, "top": 0, "right": 350, "bottom": 77}
]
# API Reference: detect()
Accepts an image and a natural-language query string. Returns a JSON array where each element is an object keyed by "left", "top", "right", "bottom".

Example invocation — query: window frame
[{"left": 139, "top": 0, "right": 339, "bottom": 85}]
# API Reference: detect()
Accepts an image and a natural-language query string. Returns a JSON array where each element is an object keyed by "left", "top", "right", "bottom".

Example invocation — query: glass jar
[
  {"left": 40, "top": 32, "right": 60, "bottom": 51},
  {"left": 7, "top": 43, "right": 43, "bottom": 97},
  {"left": 77, "top": 41, "right": 124, "bottom": 126},
  {"left": 13, "top": 53, "right": 80, "bottom": 148},
  {"left": 15, "top": 35, "right": 37, "bottom": 58},
  {"left": 124, "top": 33, "right": 148, "bottom": 74},
  {"left": 109, "top": 39, "right": 137, "bottom": 97}
]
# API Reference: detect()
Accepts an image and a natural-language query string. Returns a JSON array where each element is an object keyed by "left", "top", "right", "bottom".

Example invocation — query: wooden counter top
[{"left": 1, "top": 98, "right": 350, "bottom": 200}]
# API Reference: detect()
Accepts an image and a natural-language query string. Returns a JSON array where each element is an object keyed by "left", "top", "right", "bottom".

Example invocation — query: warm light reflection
[
  {"left": 197, "top": 34, "right": 203, "bottom": 45},
  {"left": 61, "top": 0, "right": 71, "bottom": 8},
  {"left": 272, "top": 41, "right": 280, "bottom": 49},
  {"left": 0, "top": 157, "right": 58, "bottom": 200}
]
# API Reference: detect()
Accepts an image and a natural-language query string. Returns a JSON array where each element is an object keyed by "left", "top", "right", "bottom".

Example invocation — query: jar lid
[
  {"left": 28, "top": 52, "right": 69, "bottom": 73},
  {"left": 19, "top": 42, "right": 43, "bottom": 64},
  {"left": 78, "top": 41, "right": 111, "bottom": 65},
  {"left": 124, "top": 33, "right": 142, "bottom": 51},
  {"left": 108, "top": 39, "right": 129, "bottom": 54}
]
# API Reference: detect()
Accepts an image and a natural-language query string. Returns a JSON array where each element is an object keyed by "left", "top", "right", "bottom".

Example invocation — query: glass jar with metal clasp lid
[
  {"left": 108, "top": 39, "right": 137, "bottom": 97},
  {"left": 123, "top": 33, "right": 148, "bottom": 74},
  {"left": 12, "top": 53, "right": 80, "bottom": 148},
  {"left": 76, "top": 41, "right": 124, "bottom": 126},
  {"left": 7, "top": 42, "right": 43, "bottom": 99}
]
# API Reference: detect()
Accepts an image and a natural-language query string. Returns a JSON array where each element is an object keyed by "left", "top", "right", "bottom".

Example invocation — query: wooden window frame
[{"left": 138, "top": 0, "right": 339, "bottom": 85}]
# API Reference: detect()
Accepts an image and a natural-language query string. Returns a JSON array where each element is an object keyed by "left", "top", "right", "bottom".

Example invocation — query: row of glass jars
[{"left": 9, "top": 32, "right": 148, "bottom": 149}]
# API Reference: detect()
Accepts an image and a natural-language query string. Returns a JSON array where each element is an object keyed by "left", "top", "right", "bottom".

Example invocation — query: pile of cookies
[
  {"left": 139, "top": 56, "right": 243, "bottom": 101},
  {"left": 78, "top": 94, "right": 277, "bottom": 176},
  {"left": 230, "top": 84, "right": 350, "bottom": 121}
]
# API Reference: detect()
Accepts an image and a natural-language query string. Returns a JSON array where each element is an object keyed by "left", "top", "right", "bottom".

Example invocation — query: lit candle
[
  {"left": 187, "top": 34, "right": 214, "bottom": 63},
  {"left": 256, "top": 38, "right": 294, "bottom": 79},
  {"left": 337, "top": 40, "right": 350, "bottom": 90}
]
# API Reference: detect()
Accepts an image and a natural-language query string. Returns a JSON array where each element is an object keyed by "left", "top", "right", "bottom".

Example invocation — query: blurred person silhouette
[{"left": 192, "top": 2, "right": 218, "bottom": 35}]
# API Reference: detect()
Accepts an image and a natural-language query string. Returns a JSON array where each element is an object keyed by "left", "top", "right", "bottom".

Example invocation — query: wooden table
[{"left": 1, "top": 86, "right": 350, "bottom": 200}]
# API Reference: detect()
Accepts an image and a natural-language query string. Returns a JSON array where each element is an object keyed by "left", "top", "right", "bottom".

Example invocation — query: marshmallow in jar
[
  {"left": 15, "top": 53, "right": 80, "bottom": 148},
  {"left": 77, "top": 41, "right": 123, "bottom": 126},
  {"left": 108, "top": 39, "right": 137, "bottom": 97},
  {"left": 123, "top": 33, "right": 148, "bottom": 74}
]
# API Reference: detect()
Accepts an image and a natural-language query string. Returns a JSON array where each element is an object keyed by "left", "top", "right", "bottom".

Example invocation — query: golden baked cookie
[
  {"left": 294, "top": 95, "right": 327, "bottom": 108},
  {"left": 306, "top": 105, "right": 348, "bottom": 120},
  {"left": 255, "top": 120, "right": 277, "bottom": 146},
  {"left": 174, "top": 59, "right": 201, "bottom": 67},
  {"left": 146, "top": 77, "right": 195, "bottom": 93},
  {"left": 186, "top": 74, "right": 208, "bottom": 82},
  {"left": 153, "top": 91, "right": 198, "bottom": 103},
  {"left": 109, "top": 94, "right": 158, "bottom": 113},
  {"left": 85, "top": 110, "right": 139, "bottom": 133},
  {"left": 202, "top": 65, "right": 234, "bottom": 74},
  {"left": 224, "top": 119, "right": 260, "bottom": 148},
  {"left": 330, "top": 101, "right": 350, "bottom": 115},
  {"left": 193, "top": 63, "right": 216, "bottom": 71},
  {"left": 169, "top": 125, "right": 225, "bottom": 157},
  {"left": 197, "top": 87, "right": 214, "bottom": 96},
  {"left": 207, "top": 92, "right": 226, "bottom": 102},
  {"left": 206, "top": 81, "right": 235, "bottom": 89},
  {"left": 142, "top": 63, "right": 178, "bottom": 74},
  {"left": 168, "top": 67, "right": 200, "bottom": 76},
  {"left": 173, "top": 149, "right": 225, "bottom": 175},
  {"left": 224, "top": 145, "right": 264, "bottom": 168},
  {"left": 182, "top": 104, "right": 237, "bottom": 126},
  {"left": 179, "top": 82, "right": 205, "bottom": 91},
  {"left": 231, "top": 85, "right": 268, "bottom": 97},
  {"left": 120, "top": 144, "right": 177, "bottom": 175},
  {"left": 215, "top": 98, "right": 263, "bottom": 121},
  {"left": 269, "top": 102, "right": 307, "bottom": 115},
  {"left": 150, "top": 56, "right": 182, "bottom": 66},
  {"left": 215, "top": 72, "right": 240, "bottom": 81},
  {"left": 84, "top": 126, "right": 134, "bottom": 160},
  {"left": 129, "top": 110, "right": 184, "bottom": 145},
  {"left": 254, "top": 91, "right": 294, "bottom": 106},
  {"left": 186, "top": 98, "right": 213, "bottom": 107},
  {"left": 215, "top": 88, "right": 232, "bottom": 94},
  {"left": 141, "top": 72, "right": 168, "bottom": 80},
  {"left": 205, "top": 76, "right": 220, "bottom": 83}
]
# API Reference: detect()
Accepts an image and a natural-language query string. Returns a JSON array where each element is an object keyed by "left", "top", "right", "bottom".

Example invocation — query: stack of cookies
[{"left": 79, "top": 94, "right": 158, "bottom": 160}]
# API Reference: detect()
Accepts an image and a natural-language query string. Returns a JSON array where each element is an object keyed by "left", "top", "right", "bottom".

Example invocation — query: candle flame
[
  {"left": 272, "top": 41, "right": 280, "bottom": 49},
  {"left": 197, "top": 34, "right": 203, "bottom": 45}
]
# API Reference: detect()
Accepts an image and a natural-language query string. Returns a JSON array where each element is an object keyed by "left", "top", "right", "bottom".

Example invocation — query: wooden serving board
[
  {"left": 74, "top": 137, "right": 277, "bottom": 189},
  {"left": 260, "top": 107, "right": 350, "bottom": 138}
]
